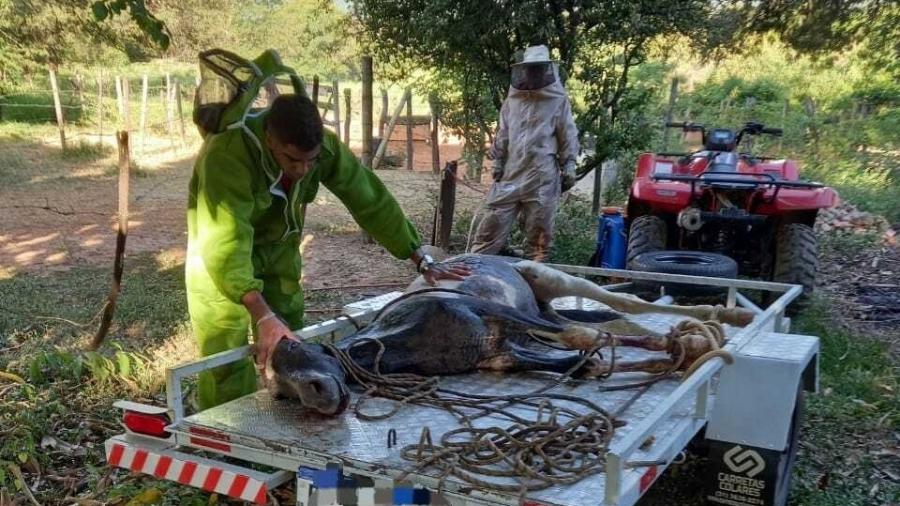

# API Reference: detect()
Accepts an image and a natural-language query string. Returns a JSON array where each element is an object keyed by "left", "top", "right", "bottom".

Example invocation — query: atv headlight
[{"left": 654, "top": 161, "right": 673, "bottom": 175}]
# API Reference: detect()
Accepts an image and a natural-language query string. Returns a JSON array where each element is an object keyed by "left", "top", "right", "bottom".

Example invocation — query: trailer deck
[
  {"left": 173, "top": 309, "right": 698, "bottom": 505},
  {"left": 107, "top": 266, "right": 816, "bottom": 506}
]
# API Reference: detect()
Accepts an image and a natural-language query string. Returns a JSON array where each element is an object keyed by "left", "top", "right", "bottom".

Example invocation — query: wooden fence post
[
  {"left": 343, "top": 88, "right": 351, "bottom": 144},
  {"left": 115, "top": 75, "right": 124, "bottom": 119},
  {"left": 312, "top": 75, "right": 320, "bottom": 111},
  {"left": 380, "top": 89, "right": 388, "bottom": 139},
  {"left": 75, "top": 72, "right": 84, "bottom": 111},
  {"left": 361, "top": 56, "right": 374, "bottom": 167},
  {"left": 780, "top": 99, "right": 788, "bottom": 152},
  {"left": 176, "top": 79, "right": 186, "bottom": 147},
  {"left": 661, "top": 77, "right": 678, "bottom": 151},
  {"left": 332, "top": 79, "right": 341, "bottom": 137},
  {"left": 49, "top": 67, "right": 67, "bottom": 151},
  {"left": 429, "top": 95, "right": 440, "bottom": 174},
  {"left": 140, "top": 75, "right": 149, "bottom": 151},
  {"left": 406, "top": 88, "right": 413, "bottom": 170},
  {"left": 372, "top": 89, "right": 410, "bottom": 170},
  {"left": 159, "top": 86, "right": 167, "bottom": 141},
  {"left": 165, "top": 73, "right": 174, "bottom": 137},
  {"left": 97, "top": 71, "right": 104, "bottom": 142},
  {"left": 122, "top": 77, "right": 131, "bottom": 132},
  {"left": 165, "top": 75, "right": 176, "bottom": 150},
  {"left": 437, "top": 160, "right": 458, "bottom": 249},
  {"left": 89, "top": 130, "right": 131, "bottom": 351}
]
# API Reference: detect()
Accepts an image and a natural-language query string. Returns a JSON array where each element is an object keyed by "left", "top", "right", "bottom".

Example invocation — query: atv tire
[
  {"left": 627, "top": 215, "right": 667, "bottom": 267},
  {"left": 630, "top": 250, "right": 738, "bottom": 296},
  {"left": 773, "top": 223, "right": 817, "bottom": 316}
]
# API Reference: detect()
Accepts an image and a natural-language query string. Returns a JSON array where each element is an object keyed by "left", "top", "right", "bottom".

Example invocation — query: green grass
[
  {"left": 0, "top": 253, "right": 201, "bottom": 503},
  {"left": 787, "top": 300, "right": 900, "bottom": 505},
  {"left": 61, "top": 139, "right": 114, "bottom": 161},
  {"left": 0, "top": 91, "right": 84, "bottom": 123}
]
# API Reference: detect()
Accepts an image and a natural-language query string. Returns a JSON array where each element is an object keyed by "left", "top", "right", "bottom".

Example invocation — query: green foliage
[
  {"left": 549, "top": 195, "right": 597, "bottom": 265},
  {"left": 238, "top": 0, "right": 361, "bottom": 80},
  {"left": 0, "top": 0, "right": 153, "bottom": 72},
  {"left": 148, "top": 0, "right": 241, "bottom": 61},
  {"left": 26, "top": 349, "right": 86, "bottom": 385},
  {"left": 82, "top": 344, "right": 152, "bottom": 385},
  {"left": 737, "top": 0, "right": 899, "bottom": 74},
  {"left": 91, "top": 0, "right": 170, "bottom": 50},
  {"left": 351, "top": 0, "right": 715, "bottom": 171}
]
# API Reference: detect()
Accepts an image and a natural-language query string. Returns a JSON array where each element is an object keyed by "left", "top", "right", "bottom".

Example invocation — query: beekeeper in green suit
[{"left": 187, "top": 91, "right": 469, "bottom": 410}]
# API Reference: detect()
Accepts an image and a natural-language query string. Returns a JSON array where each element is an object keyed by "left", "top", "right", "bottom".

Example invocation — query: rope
[
  {"left": 674, "top": 320, "right": 734, "bottom": 379},
  {"left": 320, "top": 336, "right": 617, "bottom": 494},
  {"left": 317, "top": 312, "right": 728, "bottom": 494}
]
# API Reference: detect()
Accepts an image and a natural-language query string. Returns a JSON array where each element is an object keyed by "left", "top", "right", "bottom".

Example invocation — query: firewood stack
[{"left": 815, "top": 201, "right": 896, "bottom": 245}]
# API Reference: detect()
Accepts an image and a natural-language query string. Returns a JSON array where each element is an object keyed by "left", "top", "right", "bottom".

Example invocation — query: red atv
[{"left": 626, "top": 121, "right": 839, "bottom": 311}]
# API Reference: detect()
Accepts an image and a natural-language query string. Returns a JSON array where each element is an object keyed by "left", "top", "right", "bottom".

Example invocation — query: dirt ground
[{"left": 0, "top": 129, "right": 486, "bottom": 289}]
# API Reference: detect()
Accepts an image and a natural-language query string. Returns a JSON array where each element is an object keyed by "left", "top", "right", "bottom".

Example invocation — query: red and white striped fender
[{"left": 105, "top": 436, "right": 268, "bottom": 504}]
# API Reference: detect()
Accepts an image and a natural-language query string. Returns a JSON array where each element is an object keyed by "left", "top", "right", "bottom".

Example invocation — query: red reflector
[
  {"left": 640, "top": 465, "right": 658, "bottom": 494},
  {"left": 522, "top": 502, "right": 548, "bottom": 506},
  {"left": 123, "top": 410, "right": 171, "bottom": 438}
]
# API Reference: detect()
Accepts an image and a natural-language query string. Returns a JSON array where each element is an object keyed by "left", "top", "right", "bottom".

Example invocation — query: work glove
[
  {"left": 491, "top": 159, "right": 505, "bottom": 182},
  {"left": 561, "top": 159, "right": 577, "bottom": 192}
]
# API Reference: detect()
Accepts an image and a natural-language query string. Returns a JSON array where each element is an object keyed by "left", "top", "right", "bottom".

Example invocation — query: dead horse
[{"left": 264, "top": 254, "right": 752, "bottom": 415}]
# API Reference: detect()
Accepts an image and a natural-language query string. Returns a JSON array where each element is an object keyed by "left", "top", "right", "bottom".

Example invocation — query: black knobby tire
[
  {"left": 773, "top": 382, "right": 805, "bottom": 506},
  {"left": 626, "top": 215, "right": 667, "bottom": 267},
  {"left": 630, "top": 250, "right": 738, "bottom": 296},
  {"left": 773, "top": 223, "right": 817, "bottom": 315}
]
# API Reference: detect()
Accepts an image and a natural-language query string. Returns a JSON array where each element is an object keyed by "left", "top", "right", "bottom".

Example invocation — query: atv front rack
[{"left": 653, "top": 172, "right": 825, "bottom": 203}]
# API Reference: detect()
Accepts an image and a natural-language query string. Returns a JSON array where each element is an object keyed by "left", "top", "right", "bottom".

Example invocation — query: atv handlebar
[
  {"left": 761, "top": 127, "right": 783, "bottom": 137},
  {"left": 666, "top": 121, "right": 705, "bottom": 131}
]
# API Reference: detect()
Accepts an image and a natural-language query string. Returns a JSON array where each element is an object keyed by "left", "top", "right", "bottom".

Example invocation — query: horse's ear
[{"left": 420, "top": 245, "right": 449, "bottom": 262}]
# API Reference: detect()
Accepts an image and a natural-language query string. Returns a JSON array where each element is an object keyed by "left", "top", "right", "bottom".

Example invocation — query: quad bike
[{"left": 626, "top": 121, "right": 839, "bottom": 313}]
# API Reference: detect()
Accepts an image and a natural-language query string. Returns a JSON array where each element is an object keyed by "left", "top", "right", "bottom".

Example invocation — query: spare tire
[{"left": 630, "top": 250, "right": 738, "bottom": 296}]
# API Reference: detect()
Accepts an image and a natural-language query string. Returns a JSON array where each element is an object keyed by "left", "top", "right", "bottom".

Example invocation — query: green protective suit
[{"left": 186, "top": 112, "right": 421, "bottom": 410}]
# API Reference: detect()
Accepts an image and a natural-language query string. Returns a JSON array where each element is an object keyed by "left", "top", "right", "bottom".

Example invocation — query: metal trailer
[{"left": 104, "top": 265, "right": 819, "bottom": 506}]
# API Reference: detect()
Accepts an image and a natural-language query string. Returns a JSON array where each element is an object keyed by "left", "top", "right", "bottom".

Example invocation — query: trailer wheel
[
  {"left": 627, "top": 215, "right": 667, "bottom": 267},
  {"left": 773, "top": 223, "right": 818, "bottom": 316},
  {"left": 630, "top": 250, "right": 738, "bottom": 296},
  {"left": 773, "top": 382, "right": 805, "bottom": 506}
]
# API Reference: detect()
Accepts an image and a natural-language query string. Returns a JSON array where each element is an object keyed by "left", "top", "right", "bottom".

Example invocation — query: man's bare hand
[
  {"left": 423, "top": 263, "right": 472, "bottom": 285},
  {"left": 254, "top": 315, "right": 299, "bottom": 373}
]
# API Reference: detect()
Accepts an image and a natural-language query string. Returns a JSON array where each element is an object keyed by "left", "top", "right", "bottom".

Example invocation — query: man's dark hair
[{"left": 266, "top": 94, "right": 323, "bottom": 150}]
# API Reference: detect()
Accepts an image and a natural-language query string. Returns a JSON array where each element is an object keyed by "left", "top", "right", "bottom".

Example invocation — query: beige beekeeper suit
[{"left": 471, "top": 46, "right": 579, "bottom": 261}]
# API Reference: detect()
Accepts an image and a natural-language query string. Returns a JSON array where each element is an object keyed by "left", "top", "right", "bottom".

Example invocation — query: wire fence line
[{"left": 3, "top": 66, "right": 488, "bottom": 247}]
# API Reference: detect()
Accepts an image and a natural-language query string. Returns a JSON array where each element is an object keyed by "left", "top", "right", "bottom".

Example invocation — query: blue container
[{"left": 594, "top": 209, "right": 627, "bottom": 269}]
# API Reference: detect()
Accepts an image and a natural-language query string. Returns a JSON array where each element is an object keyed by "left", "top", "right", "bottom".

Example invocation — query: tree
[
  {"left": 151, "top": 0, "right": 240, "bottom": 60},
  {"left": 0, "top": 0, "right": 164, "bottom": 84},
  {"left": 737, "top": 0, "right": 894, "bottom": 55},
  {"left": 350, "top": 0, "right": 715, "bottom": 176},
  {"left": 236, "top": 0, "right": 361, "bottom": 80}
]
